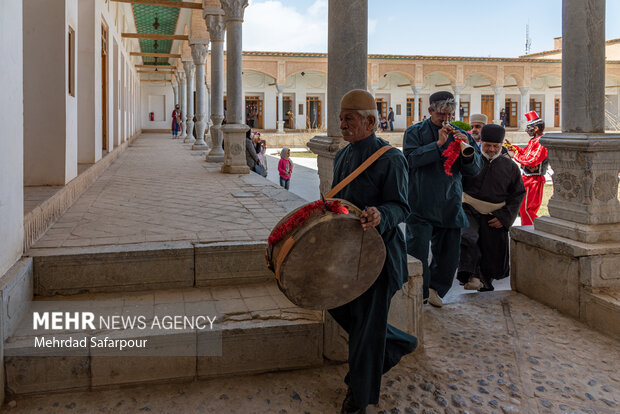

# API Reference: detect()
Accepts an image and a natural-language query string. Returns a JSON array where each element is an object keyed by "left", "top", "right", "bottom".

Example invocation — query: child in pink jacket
[{"left": 277, "top": 148, "right": 293, "bottom": 189}]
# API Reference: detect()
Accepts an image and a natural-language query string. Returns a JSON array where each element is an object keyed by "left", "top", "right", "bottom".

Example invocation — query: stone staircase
[{"left": 1, "top": 241, "right": 424, "bottom": 397}]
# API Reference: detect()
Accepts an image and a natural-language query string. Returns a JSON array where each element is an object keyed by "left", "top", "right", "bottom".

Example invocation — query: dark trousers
[
  {"left": 459, "top": 207, "right": 509, "bottom": 285},
  {"left": 389, "top": 121, "right": 394, "bottom": 131},
  {"left": 406, "top": 219, "right": 461, "bottom": 298},
  {"left": 279, "top": 177, "right": 290, "bottom": 189},
  {"left": 328, "top": 272, "right": 417, "bottom": 408}
]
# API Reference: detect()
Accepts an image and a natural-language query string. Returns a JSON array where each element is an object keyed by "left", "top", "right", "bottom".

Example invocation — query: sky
[{"left": 242, "top": 0, "right": 620, "bottom": 57}]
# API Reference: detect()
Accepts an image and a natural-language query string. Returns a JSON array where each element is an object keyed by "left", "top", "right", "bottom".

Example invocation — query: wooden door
[
  {"left": 306, "top": 96, "right": 321, "bottom": 129},
  {"left": 529, "top": 99, "right": 542, "bottom": 115},
  {"left": 554, "top": 98, "right": 560, "bottom": 127},
  {"left": 375, "top": 98, "right": 387, "bottom": 120},
  {"left": 406, "top": 98, "right": 422, "bottom": 126},
  {"left": 276, "top": 97, "right": 294, "bottom": 129},
  {"left": 101, "top": 22, "right": 108, "bottom": 151},
  {"left": 481, "top": 95, "right": 494, "bottom": 123},
  {"left": 461, "top": 102, "right": 470, "bottom": 124},
  {"left": 509, "top": 101, "right": 518, "bottom": 127},
  {"left": 245, "top": 96, "right": 263, "bottom": 129}
]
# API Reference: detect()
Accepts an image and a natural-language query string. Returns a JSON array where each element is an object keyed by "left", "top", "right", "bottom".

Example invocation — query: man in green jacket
[
  {"left": 330, "top": 89, "right": 417, "bottom": 414},
  {"left": 404, "top": 91, "right": 483, "bottom": 307}
]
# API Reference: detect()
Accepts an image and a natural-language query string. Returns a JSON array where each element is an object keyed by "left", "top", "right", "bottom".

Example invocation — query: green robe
[
  {"left": 403, "top": 118, "right": 483, "bottom": 228},
  {"left": 329, "top": 134, "right": 417, "bottom": 408}
]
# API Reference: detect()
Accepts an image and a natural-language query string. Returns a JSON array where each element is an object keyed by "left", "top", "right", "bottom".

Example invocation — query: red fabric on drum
[{"left": 268, "top": 200, "right": 349, "bottom": 246}]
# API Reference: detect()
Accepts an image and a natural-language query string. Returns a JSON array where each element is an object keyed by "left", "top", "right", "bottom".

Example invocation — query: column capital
[
  {"left": 275, "top": 83, "right": 285, "bottom": 93},
  {"left": 177, "top": 71, "right": 186, "bottom": 82},
  {"left": 519, "top": 86, "right": 530, "bottom": 95},
  {"left": 493, "top": 85, "right": 503, "bottom": 94},
  {"left": 452, "top": 85, "right": 464, "bottom": 94},
  {"left": 220, "top": 0, "right": 248, "bottom": 22},
  {"left": 411, "top": 85, "right": 422, "bottom": 95},
  {"left": 204, "top": 13, "right": 226, "bottom": 42},
  {"left": 190, "top": 42, "right": 209, "bottom": 65},
  {"left": 182, "top": 59, "right": 195, "bottom": 77}
]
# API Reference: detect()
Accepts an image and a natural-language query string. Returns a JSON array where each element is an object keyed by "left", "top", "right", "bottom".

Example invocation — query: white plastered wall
[
  {"left": 0, "top": 0, "right": 24, "bottom": 276},
  {"left": 141, "top": 83, "right": 175, "bottom": 130},
  {"left": 23, "top": 0, "right": 78, "bottom": 185}
]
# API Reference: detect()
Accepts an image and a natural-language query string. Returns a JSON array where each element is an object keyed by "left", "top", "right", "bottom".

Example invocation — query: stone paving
[
  {"left": 30, "top": 134, "right": 305, "bottom": 250},
  {"left": 4, "top": 292, "right": 618, "bottom": 413}
]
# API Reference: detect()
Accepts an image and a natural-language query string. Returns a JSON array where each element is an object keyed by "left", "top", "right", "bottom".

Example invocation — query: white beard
[{"left": 481, "top": 148, "right": 501, "bottom": 162}]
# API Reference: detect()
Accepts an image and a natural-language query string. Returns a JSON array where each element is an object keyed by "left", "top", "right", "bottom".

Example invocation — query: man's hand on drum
[{"left": 360, "top": 207, "right": 381, "bottom": 230}]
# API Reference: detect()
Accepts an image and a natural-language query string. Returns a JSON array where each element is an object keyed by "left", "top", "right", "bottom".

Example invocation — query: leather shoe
[{"left": 341, "top": 388, "right": 366, "bottom": 414}]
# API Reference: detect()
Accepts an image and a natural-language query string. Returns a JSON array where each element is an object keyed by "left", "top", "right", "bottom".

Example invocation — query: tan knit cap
[
  {"left": 469, "top": 113, "right": 488, "bottom": 124},
  {"left": 340, "top": 89, "right": 376, "bottom": 111}
]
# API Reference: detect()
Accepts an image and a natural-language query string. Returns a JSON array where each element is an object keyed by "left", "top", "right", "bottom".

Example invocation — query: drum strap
[
  {"left": 274, "top": 146, "right": 391, "bottom": 282},
  {"left": 325, "top": 145, "right": 392, "bottom": 199}
]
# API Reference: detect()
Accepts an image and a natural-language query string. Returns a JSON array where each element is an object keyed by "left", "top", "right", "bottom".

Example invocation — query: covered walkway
[{"left": 30, "top": 133, "right": 304, "bottom": 251}]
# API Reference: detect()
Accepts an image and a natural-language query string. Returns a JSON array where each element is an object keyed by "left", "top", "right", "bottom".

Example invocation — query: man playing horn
[
  {"left": 329, "top": 89, "right": 418, "bottom": 414},
  {"left": 404, "top": 91, "right": 483, "bottom": 307}
]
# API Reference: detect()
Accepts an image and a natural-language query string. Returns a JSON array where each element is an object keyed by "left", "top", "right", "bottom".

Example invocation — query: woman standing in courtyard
[{"left": 278, "top": 148, "right": 293, "bottom": 189}]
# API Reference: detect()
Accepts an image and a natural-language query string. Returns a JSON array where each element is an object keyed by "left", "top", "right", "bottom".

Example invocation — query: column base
[
  {"left": 192, "top": 143, "right": 209, "bottom": 151},
  {"left": 510, "top": 225, "right": 620, "bottom": 339},
  {"left": 277, "top": 121, "right": 285, "bottom": 133},
  {"left": 184, "top": 137, "right": 196, "bottom": 144},
  {"left": 534, "top": 216, "right": 620, "bottom": 243},
  {"left": 307, "top": 134, "right": 345, "bottom": 196},
  {"left": 206, "top": 153, "right": 224, "bottom": 163},
  {"left": 221, "top": 164, "right": 250, "bottom": 174},
  {"left": 221, "top": 123, "right": 250, "bottom": 175}
]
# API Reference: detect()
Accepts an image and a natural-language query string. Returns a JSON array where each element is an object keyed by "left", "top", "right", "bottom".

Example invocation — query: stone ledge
[
  {"left": 511, "top": 225, "right": 620, "bottom": 257},
  {"left": 23, "top": 131, "right": 141, "bottom": 253},
  {"left": 580, "top": 288, "right": 620, "bottom": 341},
  {"left": 195, "top": 241, "right": 272, "bottom": 287}
]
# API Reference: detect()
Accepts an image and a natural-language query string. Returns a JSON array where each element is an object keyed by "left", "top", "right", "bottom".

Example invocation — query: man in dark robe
[
  {"left": 404, "top": 91, "right": 483, "bottom": 307},
  {"left": 330, "top": 89, "right": 417, "bottom": 414},
  {"left": 457, "top": 124, "right": 525, "bottom": 291}
]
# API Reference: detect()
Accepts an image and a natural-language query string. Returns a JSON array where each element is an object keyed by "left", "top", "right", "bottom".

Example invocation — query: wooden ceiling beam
[
  {"left": 131, "top": 52, "right": 181, "bottom": 58},
  {"left": 111, "top": 0, "right": 201, "bottom": 10},
  {"left": 141, "top": 79, "right": 172, "bottom": 82},
  {"left": 122, "top": 33, "right": 189, "bottom": 40},
  {"left": 137, "top": 70, "right": 175, "bottom": 74}
]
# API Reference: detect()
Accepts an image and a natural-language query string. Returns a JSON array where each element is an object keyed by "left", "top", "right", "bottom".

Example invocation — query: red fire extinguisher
[{"left": 149, "top": 112, "right": 154, "bottom": 121}]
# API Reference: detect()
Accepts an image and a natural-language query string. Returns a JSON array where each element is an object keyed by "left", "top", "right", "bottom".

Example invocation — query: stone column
[
  {"left": 519, "top": 86, "right": 529, "bottom": 130},
  {"left": 204, "top": 10, "right": 225, "bottom": 162},
  {"left": 510, "top": 0, "right": 620, "bottom": 338},
  {"left": 276, "top": 84, "right": 285, "bottom": 133},
  {"left": 308, "top": 0, "right": 368, "bottom": 196},
  {"left": 190, "top": 40, "right": 209, "bottom": 150},
  {"left": 183, "top": 59, "right": 196, "bottom": 144},
  {"left": 172, "top": 81, "right": 179, "bottom": 107},
  {"left": 178, "top": 71, "right": 187, "bottom": 141},
  {"left": 453, "top": 85, "right": 463, "bottom": 121},
  {"left": 412, "top": 85, "right": 422, "bottom": 123},
  {"left": 493, "top": 85, "right": 503, "bottom": 124},
  {"left": 219, "top": 0, "right": 249, "bottom": 173}
]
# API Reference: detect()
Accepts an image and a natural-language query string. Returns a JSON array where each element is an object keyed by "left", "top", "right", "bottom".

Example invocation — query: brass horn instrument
[{"left": 442, "top": 121, "right": 474, "bottom": 158}]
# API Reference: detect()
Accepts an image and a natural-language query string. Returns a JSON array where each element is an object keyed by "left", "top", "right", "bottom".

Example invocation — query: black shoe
[
  {"left": 479, "top": 285, "right": 494, "bottom": 292},
  {"left": 341, "top": 388, "right": 366, "bottom": 414}
]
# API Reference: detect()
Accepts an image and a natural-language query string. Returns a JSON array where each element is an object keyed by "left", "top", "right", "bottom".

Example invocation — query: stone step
[
  {"left": 580, "top": 287, "right": 620, "bottom": 340},
  {"left": 3, "top": 282, "right": 324, "bottom": 395},
  {"left": 27, "top": 241, "right": 273, "bottom": 296}
]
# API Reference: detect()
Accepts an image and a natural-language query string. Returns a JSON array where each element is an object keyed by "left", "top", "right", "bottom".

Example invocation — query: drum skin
[{"left": 267, "top": 199, "right": 386, "bottom": 310}]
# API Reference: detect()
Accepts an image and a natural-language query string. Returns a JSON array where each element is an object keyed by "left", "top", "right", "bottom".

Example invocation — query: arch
[
  {"left": 377, "top": 65, "right": 415, "bottom": 83},
  {"left": 503, "top": 65, "right": 525, "bottom": 86},
  {"left": 463, "top": 65, "right": 497, "bottom": 85},
  {"left": 423, "top": 64, "right": 457, "bottom": 83},
  {"left": 530, "top": 65, "right": 562, "bottom": 80},
  {"left": 463, "top": 72, "right": 495, "bottom": 87},
  {"left": 241, "top": 60, "right": 278, "bottom": 80},
  {"left": 285, "top": 61, "right": 328, "bottom": 79}
]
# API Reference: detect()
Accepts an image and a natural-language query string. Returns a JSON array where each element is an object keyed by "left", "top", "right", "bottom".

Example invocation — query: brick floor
[
  {"left": 30, "top": 134, "right": 306, "bottom": 250},
  {"left": 5, "top": 292, "right": 619, "bottom": 413}
]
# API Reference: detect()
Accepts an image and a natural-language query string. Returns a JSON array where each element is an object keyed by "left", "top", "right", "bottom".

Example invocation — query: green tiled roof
[{"left": 132, "top": 2, "right": 181, "bottom": 65}]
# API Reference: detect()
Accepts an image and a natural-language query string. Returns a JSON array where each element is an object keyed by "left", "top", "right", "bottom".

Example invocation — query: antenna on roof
[{"left": 525, "top": 22, "right": 532, "bottom": 55}]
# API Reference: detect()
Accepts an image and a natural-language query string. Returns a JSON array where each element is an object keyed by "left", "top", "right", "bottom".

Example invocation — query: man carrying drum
[{"left": 329, "top": 89, "right": 418, "bottom": 414}]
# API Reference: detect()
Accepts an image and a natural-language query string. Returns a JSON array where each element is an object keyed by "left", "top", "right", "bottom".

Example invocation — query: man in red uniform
[{"left": 505, "top": 111, "right": 548, "bottom": 225}]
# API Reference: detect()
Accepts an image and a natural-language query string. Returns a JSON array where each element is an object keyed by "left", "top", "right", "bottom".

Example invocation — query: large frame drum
[{"left": 266, "top": 199, "right": 386, "bottom": 310}]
